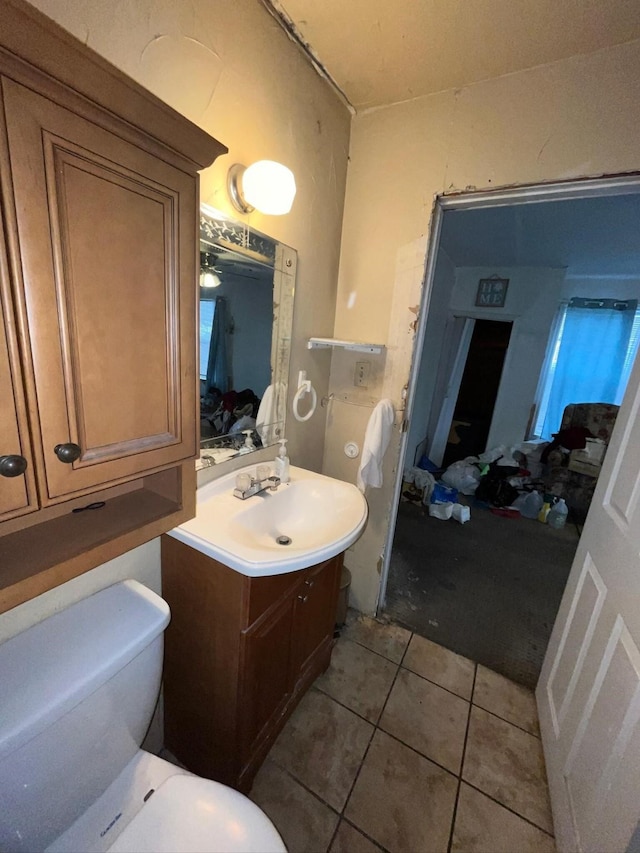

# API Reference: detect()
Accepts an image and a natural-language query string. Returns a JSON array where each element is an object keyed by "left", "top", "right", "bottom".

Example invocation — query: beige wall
[
  {"left": 7, "top": 4, "right": 640, "bottom": 631},
  {"left": 330, "top": 39, "right": 640, "bottom": 613},
  {"left": 1, "top": 0, "right": 349, "bottom": 640}
]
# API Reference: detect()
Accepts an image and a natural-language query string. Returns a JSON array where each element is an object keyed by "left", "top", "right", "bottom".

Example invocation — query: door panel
[
  {"left": 0, "top": 215, "right": 37, "bottom": 521},
  {"left": 545, "top": 555, "right": 606, "bottom": 736},
  {"left": 52, "top": 150, "right": 174, "bottom": 455},
  {"left": 293, "top": 557, "right": 341, "bottom": 679},
  {"left": 2, "top": 77, "right": 197, "bottom": 502},
  {"left": 240, "top": 594, "right": 295, "bottom": 760},
  {"left": 538, "top": 351, "right": 640, "bottom": 852}
]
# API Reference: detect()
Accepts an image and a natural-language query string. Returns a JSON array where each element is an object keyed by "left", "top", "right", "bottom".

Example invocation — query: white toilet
[{"left": 0, "top": 580, "right": 286, "bottom": 853}]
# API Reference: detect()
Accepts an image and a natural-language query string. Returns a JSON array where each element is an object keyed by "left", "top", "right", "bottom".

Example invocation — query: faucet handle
[
  {"left": 268, "top": 475, "right": 281, "bottom": 490},
  {"left": 257, "top": 464, "right": 271, "bottom": 482},
  {"left": 235, "top": 473, "right": 252, "bottom": 492}
]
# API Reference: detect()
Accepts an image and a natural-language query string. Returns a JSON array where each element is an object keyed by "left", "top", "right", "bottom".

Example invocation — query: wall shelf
[{"left": 307, "top": 337, "right": 385, "bottom": 354}]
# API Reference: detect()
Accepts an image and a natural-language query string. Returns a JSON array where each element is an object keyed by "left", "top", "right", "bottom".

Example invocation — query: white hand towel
[
  {"left": 256, "top": 383, "right": 285, "bottom": 445},
  {"left": 357, "top": 399, "right": 395, "bottom": 492}
]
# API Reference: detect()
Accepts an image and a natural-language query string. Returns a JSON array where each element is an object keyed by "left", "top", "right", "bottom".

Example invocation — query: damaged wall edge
[{"left": 258, "top": 0, "right": 355, "bottom": 114}]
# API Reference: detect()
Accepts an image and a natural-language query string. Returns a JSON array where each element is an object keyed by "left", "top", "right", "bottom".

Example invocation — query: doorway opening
[
  {"left": 380, "top": 177, "right": 640, "bottom": 688},
  {"left": 442, "top": 319, "right": 513, "bottom": 468}
]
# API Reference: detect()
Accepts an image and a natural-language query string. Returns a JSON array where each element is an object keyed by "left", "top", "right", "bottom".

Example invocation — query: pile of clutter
[
  {"left": 402, "top": 441, "right": 568, "bottom": 530},
  {"left": 402, "top": 466, "right": 471, "bottom": 524}
]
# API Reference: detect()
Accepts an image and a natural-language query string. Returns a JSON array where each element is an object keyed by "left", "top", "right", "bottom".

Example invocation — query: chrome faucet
[{"left": 233, "top": 474, "right": 281, "bottom": 500}]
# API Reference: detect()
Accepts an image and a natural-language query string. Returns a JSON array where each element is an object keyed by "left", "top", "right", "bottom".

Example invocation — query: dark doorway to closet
[{"left": 442, "top": 319, "right": 513, "bottom": 468}]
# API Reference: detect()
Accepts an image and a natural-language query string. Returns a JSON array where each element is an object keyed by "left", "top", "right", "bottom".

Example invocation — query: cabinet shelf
[
  {"left": 0, "top": 465, "right": 194, "bottom": 614},
  {"left": 307, "top": 337, "right": 385, "bottom": 355}
]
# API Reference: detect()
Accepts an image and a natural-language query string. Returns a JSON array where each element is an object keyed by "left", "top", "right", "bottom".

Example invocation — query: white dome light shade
[
  {"left": 241, "top": 160, "right": 296, "bottom": 215},
  {"left": 199, "top": 269, "right": 221, "bottom": 288}
]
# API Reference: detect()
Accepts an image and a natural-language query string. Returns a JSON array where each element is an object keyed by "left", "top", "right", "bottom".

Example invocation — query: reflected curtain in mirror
[{"left": 205, "top": 296, "right": 229, "bottom": 393}]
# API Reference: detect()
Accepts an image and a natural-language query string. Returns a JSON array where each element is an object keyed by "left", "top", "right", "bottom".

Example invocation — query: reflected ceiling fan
[{"left": 199, "top": 252, "right": 223, "bottom": 288}]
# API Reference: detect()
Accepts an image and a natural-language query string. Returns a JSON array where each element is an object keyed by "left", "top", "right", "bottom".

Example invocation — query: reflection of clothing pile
[{"left": 201, "top": 387, "right": 261, "bottom": 438}]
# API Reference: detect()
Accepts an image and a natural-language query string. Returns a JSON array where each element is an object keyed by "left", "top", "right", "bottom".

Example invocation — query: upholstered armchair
[{"left": 545, "top": 403, "right": 619, "bottom": 522}]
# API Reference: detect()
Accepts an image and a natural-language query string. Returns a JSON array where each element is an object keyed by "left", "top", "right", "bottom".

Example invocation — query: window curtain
[
  {"left": 205, "top": 296, "right": 229, "bottom": 393},
  {"left": 537, "top": 298, "right": 637, "bottom": 440},
  {"left": 199, "top": 299, "right": 215, "bottom": 380}
]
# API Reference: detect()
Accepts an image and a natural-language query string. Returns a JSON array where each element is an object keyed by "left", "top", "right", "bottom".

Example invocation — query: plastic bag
[
  {"left": 441, "top": 459, "right": 481, "bottom": 495},
  {"left": 431, "top": 482, "right": 458, "bottom": 504},
  {"left": 414, "top": 469, "right": 436, "bottom": 503}
]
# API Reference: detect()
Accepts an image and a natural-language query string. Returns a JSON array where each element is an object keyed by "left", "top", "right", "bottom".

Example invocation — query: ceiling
[
  {"left": 267, "top": 0, "right": 640, "bottom": 111},
  {"left": 439, "top": 192, "right": 640, "bottom": 278}
]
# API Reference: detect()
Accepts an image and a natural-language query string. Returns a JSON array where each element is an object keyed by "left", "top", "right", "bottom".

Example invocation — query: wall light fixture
[{"left": 227, "top": 160, "right": 296, "bottom": 215}]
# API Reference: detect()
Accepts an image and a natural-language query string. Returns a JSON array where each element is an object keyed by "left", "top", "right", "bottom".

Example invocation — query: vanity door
[
  {"left": 1, "top": 77, "right": 197, "bottom": 504},
  {"left": 240, "top": 592, "right": 296, "bottom": 765},
  {"left": 292, "top": 555, "right": 342, "bottom": 683}
]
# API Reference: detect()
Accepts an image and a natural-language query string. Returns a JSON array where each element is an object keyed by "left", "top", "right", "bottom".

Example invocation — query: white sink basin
[{"left": 169, "top": 464, "right": 368, "bottom": 576}]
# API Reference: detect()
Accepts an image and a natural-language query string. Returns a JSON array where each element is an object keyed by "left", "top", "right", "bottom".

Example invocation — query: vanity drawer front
[{"left": 245, "top": 568, "right": 305, "bottom": 627}]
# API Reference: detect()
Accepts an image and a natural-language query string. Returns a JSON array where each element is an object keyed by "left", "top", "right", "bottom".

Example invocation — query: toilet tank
[{"left": 0, "top": 580, "right": 170, "bottom": 853}]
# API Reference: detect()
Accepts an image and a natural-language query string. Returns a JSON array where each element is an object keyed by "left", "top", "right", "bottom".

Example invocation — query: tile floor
[{"left": 249, "top": 611, "right": 556, "bottom": 853}]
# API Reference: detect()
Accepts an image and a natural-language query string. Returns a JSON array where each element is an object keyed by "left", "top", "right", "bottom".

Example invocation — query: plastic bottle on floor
[
  {"left": 547, "top": 498, "right": 568, "bottom": 529},
  {"left": 520, "top": 490, "right": 543, "bottom": 519},
  {"left": 538, "top": 500, "right": 552, "bottom": 523}
]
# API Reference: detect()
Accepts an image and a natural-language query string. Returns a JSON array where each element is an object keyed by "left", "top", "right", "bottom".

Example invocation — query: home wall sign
[{"left": 476, "top": 276, "right": 509, "bottom": 308}]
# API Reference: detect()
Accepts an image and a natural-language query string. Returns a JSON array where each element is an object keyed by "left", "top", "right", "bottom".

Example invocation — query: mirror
[{"left": 199, "top": 205, "right": 295, "bottom": 464}]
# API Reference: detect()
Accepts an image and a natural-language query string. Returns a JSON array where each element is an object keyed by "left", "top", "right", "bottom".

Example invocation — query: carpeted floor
[{"left": 383, "top": 500, "right": 580, "bottom": 688}]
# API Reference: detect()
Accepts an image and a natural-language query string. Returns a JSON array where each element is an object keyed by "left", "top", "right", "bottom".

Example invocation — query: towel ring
[{"left": 292, "top": 371, "right": 317, "bottom": 422}]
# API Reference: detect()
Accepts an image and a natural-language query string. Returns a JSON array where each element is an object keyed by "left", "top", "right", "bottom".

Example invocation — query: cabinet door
[
  {"left": 1, "top": 77, "right": 197, "bottom": 503},
  {"left": 240, "top": 594, "right": 296, "bottom": 763},
  {"left": 293, "top": 556, "right": 341, "bottom": 680},
  {"left": 0, "top": 217, "right": 37, "bottom": 521}
]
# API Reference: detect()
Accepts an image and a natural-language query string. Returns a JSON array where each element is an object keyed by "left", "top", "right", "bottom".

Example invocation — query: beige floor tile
[
  {"left": 452, "top": 783, "right": 556, "bottom": 853},
  {"left": 329, "top": 820, "right": 384, "bottom": 853},
  {"left": 345, "top": 730, "right": 458, "bottom": 852},
  {"left": 463, "top": 706, "right": 553, "bottom": 834},
  {"left": 403, "top": 634, "right": 476, "bottom": 699},
  {"left": 269, "top": 689, "right": 374, "bottom": 812},
  {"left": 379, "top": 668, "right": 469, "bottom": 773},
  {"left": 342, "top": 610, "right": 411, "bottom": 663},
  {"left": 473, "top": 665, "right": 540, "bottom": 735},
  {"left": 315, "top": 638, "right": 398, "bottom": 722},
  {"left": 250, "top": 758, "right": 339, "bottom": 853}
]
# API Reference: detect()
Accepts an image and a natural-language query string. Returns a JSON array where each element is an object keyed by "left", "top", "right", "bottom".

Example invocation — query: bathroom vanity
[{"left": 161, "top": 535, "right": 343, "bottom": 792}]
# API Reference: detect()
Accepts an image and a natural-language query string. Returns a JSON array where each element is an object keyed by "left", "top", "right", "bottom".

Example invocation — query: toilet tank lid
[{"left": 0, "top": 580, "right": 170, "bottom": 762}]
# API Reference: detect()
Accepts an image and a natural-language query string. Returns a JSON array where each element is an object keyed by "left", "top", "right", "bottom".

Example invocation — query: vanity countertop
[{"left": 168, "top": 464, "right": 368, "bottom": 576}]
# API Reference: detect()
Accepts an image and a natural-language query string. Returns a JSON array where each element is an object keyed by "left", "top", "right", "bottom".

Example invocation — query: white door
[
  {"left": 537, "top": 351, "right": 640, "bottom": 852},
  {"left": 428, "top": 316, "right": 475, "bottom": 466}
]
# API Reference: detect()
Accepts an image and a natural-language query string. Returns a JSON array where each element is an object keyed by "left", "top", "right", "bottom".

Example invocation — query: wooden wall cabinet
[
  {"left": 0, "top": 0, "right": 226, "bottom": 612},
  {"left": 161, "top": 534, "right": 343, "bottom": 792}
]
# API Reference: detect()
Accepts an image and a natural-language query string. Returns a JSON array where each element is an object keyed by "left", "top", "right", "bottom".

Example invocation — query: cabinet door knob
[
  {"left": 54, "top": 443, "right": 82, "bottom": 463},
  {"left": 0, "top": 454, "right": 27, "bottom": 478},
  {"left": 297, "top": 594, "right": 308, "bottom": 603},
  {"left": 304, "top": 579, "right": 315, "bottom": 588}
]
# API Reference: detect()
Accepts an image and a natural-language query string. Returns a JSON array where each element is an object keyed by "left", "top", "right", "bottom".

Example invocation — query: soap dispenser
[
  {"left": 238, "top": 429, "right": 255, "bottom": 455},
  {"left": 275, "top": 438, "right": 290, "bottom": 483}
]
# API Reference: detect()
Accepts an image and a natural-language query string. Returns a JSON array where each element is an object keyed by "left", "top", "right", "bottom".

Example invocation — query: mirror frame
[{"left": 199, "top": 204, "right": 296, "bottom": 461}]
